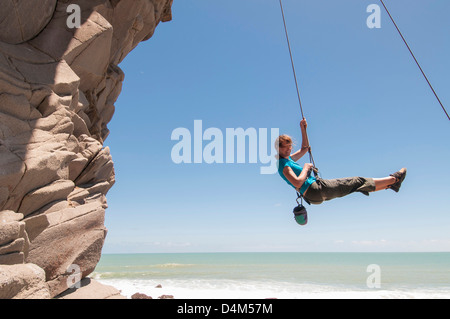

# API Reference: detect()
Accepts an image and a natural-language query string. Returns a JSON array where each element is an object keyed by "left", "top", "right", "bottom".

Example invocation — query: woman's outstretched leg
[
  {"left": 371, "top": 168, "right": 407, "bottom": 192},
  {"left": 303, "top": 168, "right": 407, "bottom": 204},
  {"left": 373, "top": 176, "right": 396, "bottom": 191}
]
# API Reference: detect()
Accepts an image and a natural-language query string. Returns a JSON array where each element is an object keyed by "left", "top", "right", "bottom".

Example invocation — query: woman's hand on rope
[
  {"left": 300, "top": 118, "right": 307, "bottom": 130},
  {"left": 303, "top": 163, "right": 314, "bottom": 172}
]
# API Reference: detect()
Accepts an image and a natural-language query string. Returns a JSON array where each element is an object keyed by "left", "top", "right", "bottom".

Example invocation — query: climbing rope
[
  {"left": 280, "top": 0, "right": 449, "bottom": 123},
  {"left": 278, "top": 0, "right": 304, "bottom": 118},
  {"left": 380, "top": 0, "right": 450, "bottom": 121},
  {"left": 278, "top": 0, "right": 318, "bottom": 172}
]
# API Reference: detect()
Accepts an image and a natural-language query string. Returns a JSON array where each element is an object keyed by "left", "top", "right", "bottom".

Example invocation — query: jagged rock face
[{"left": 0, "top": 0, "right": 173, "bottom": 298}]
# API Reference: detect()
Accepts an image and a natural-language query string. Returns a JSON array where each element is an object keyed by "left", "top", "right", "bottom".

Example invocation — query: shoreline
[{"left": 56, "top": 276, "right": 450, "bottom": 299}]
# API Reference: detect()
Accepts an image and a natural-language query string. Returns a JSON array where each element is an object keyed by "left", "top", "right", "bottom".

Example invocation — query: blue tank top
[{"left": 277, "top": 156, "right": 316, "bottom": 195}]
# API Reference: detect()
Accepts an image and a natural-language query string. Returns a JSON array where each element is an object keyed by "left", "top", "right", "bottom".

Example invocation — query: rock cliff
[{"left": 0, "top": 0, "right": 173, "bottom": 298}]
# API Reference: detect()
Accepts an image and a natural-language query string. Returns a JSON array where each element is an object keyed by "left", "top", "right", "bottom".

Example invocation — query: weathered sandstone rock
[
  {"left": 0, "top": 0, "right": 173, "bottom": 298},
  {"left": 0, "top": 0, "right": 58, "bottom": 45},
  {"left": 0, "top": 263, "right": 50, "bottom": 299}
]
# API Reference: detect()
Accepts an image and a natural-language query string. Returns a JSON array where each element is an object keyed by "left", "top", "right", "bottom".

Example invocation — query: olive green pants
[{"left": 303, "top": 177, "right": 376, "bottom": 205}]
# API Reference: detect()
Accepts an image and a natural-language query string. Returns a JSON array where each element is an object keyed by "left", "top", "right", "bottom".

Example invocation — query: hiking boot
[{"left": 388, "top": 168, "right": 407, "bottom": 192}]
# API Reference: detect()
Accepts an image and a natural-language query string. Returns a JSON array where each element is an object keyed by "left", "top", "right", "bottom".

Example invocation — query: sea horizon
[{"left": 99, "top": 251, "right": 450, "bottom": 254}]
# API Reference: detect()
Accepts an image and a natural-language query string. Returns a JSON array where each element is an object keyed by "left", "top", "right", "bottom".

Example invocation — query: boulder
[
  {"left": 132, "top": 292, "right": 153, "bottom": 299},
  {"left": 0, "top": 217, "right": 26, "bottom": 265},
  {"left": 0, "top": 263, "right": 50, "bottom": 299}
]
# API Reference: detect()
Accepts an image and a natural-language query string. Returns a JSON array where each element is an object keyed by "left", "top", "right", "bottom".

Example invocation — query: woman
[{"left": 276, "top": 119, "right": 406, "bottom": 205}]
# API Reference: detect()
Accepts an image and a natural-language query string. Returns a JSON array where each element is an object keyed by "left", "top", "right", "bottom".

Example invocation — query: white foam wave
[{"left": 96, "top": 278, "right": 450, "bottom": 299}]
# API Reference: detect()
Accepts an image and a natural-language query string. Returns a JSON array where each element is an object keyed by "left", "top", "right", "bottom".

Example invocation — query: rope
[
  {"left": 380, "top": 0, "right": 450, "bottom": 121},
  {"left": 278, "top": 0, "right": 304, "bottom": 118},
  {"left": 278, "top": 0, "right": 318, "bottom": 172}
]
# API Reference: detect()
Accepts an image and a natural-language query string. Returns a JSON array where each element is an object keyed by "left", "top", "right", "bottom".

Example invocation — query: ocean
[{"left": 92, "top": 252, "right": 450, "bottom": 299}]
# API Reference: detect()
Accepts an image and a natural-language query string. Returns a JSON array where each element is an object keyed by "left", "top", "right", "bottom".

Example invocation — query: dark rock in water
[{"left": 132, "top": 292, "right": 153, "bottom": 299}]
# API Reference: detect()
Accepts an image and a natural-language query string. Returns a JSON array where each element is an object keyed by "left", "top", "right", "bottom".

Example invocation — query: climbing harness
[{"left": 379, "top": 0, "right": 449, "bottom": 122}]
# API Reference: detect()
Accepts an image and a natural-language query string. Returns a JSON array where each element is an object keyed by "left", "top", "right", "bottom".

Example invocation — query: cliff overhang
[{"left": 0, "top": 0, "right": 173, "bottom": 298}]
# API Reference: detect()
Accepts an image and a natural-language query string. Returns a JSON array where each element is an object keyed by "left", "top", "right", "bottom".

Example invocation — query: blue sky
[{"left": 102, "top": 0, "right": 450, "bottom": 253}]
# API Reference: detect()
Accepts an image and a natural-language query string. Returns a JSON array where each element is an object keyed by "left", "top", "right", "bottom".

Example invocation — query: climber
[{"left": 276, "top": 119, "right": 407, "bottom": 205}]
